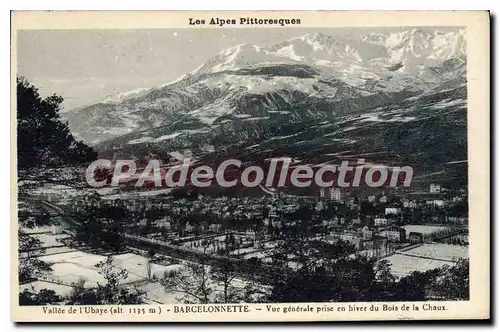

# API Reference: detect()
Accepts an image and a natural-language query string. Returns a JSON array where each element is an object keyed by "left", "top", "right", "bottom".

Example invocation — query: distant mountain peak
[
  {"left": 75, "top": 28, "right": 467, "bottom": 143},
  {"left": 295, "top": 32, "right": 340, "bottom": 48},
  {"left": 362, "top": 29, "right": 466, "bottom": 66},
  {"left": 102, "top": 87, "right": 151, "bottom": 104}
]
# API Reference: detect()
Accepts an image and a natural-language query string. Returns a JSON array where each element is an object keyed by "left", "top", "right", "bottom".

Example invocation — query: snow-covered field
[
  {"left": 240, "top": 241, "right": 278, "bottom": 259},
  {"left": 32, "top": 184, "right": 84, "bottom": 199},
  {"left": 384, "top": 254, "right": 454, "bottom": 278},
  {"left": 20, "top": 281, "right": 74, "bottom": 297},
  {"left": 139, "top": 274, "right": 266, "bottom": 304},
  {"left": 21, "top": 226, "right": 53, "bottom": 234},
  {"left": 112, "top": 253, "right": 184, "bottom": 280},
  {"left": 401, "top": 225, "right": 452, "bottom": 236},
  {"left": 242, "top": 251, "right": 269, "bottom": 260},
  {"left": 39, "top": 250, "right": 184, "bottom": 287},
  {"left": 400, "top": 243, "right": 468, "bottom": 261},
  {"left": 32, "top": 233, "right": 71, "bottom": 248},
  {"left": 40, "top": 251, "right": 110, "bottom": 286},
  {"left": 103, "top": 188, "right": 174, "bottom": 199},
  {"left": 42, "top": 246, "right": 78, "bottom": 256},
  {"left": 139, "top": 281, "right": 184, "bottom": 304},
  {"left": 384, "top": 243, "right": 468, "bottom": 278},
  {"left": 228, "top": 246, "right": 259, "bottom": 256},
  {"left": 26, "top": 243, "right": 268, "bottom": 304}
]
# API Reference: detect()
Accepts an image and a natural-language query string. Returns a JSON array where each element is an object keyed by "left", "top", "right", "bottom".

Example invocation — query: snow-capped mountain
[
  {"left": 65, "top": 28, "right": 467, "bottom": 176},
  {"left": 102, "top": 87, "right": 152, "bottom": 104},
  {"left": 67, "top": 63, "right": 372, "bottom": 144},
  {"left": 362, "top": 29, "right": 466, "bottom": 62},
  {"left": 152, "top": 30, "right": 465, "bottom": 88}
]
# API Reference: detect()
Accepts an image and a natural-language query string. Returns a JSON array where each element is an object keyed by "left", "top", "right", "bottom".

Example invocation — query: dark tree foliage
[
  {"left": 17, "top": 77, "right": 97, "bottom": 170},
  {"left": 390, "top": 269, "right": 442, "bottom": 301},
  {"left": 19, "top": 289, "right": 62, "bottom": 305},
  {"left": 428, "top": 258, "right": 469, "bottom": 300},
  {"left": 269, "top": 230, "right": 470, "bottom": 303},
  {"left": 18, "top": 230, "right": 52, "bottom": 283},
  {"left": 73, "top": 216, "right": 125, "bottom": 253}
]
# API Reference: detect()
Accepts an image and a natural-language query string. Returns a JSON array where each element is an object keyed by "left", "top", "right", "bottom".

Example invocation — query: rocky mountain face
[{"left": 64, "top": 29, "right": 467, "bottom": 187}]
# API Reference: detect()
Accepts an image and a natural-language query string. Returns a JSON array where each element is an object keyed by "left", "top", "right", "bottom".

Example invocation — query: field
[
  {"left": 39, "top": 250, "right": 184, "bottom": 287},
  {"left": 383, "top": 243, "right": 468, "bottom": 278},
  {"left": 384, "top": 254, "right": 454, "bottom": 278},
  {"left": 32, "top": 233, "right": 71, "bottom": 248},
  {"left": 138, "top": 281, "right": 184, "bottom": 304},
  {"left": 20, "top": 280, "right": 74, "bottom": 297},
  {"left": 138, "top": 274, "right": 263, "bottom": 304},
  {"left": 179, "top": 233, "right": 257, "bottom": 255},
  {"left": 21, "top": 226, "right": 52, "bottom": 234},
  {"left": 400, "top": 243, "right": 468, "bottom": 261},
  {"left": 40, "top": 251, "right": 111, "bottom": 286},
  {"left": 112, "top": 253, "right": 184, "bottom": 279},
  {"left": 401, "top": 225, "right": 452, "bottom": 236}
]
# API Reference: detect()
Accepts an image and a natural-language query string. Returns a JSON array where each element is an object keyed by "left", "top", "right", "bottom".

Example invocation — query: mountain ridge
[{"left": 63, "top": 28, "right": 467, "bottom": 186}]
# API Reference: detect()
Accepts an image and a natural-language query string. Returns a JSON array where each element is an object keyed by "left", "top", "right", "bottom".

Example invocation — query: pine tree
[{"left": 16, "top": 77, "right": 97, "bottom": 170}]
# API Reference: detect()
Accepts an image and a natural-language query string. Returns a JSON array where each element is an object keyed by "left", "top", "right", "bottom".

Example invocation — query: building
[
  {"left": 409, "top": 232, "right": 423, "bottom": 244},
  {"left": 430, "top": 183, "right": 441, "bottom": 193},
  {"left": 374, "top": 217, "right": 389, "bottom": 227},
  {"left": 426, "top": 199, "right": 445, "bottom": 207},
  {"left": 185, "top": 222, "right": 194, "bottom": 233},
  {"left": 320, "top": 188, "right": 342, "bottom": 201},
  {"left": 282, "top": 204, "right": 298, "bottom": 213},
  {"left": 361, "top": 226, "right": 373, "bottom": 240},
  {"left": 155, "top": 216, "right": 171, "bottom": 229},
  {"left": 271, "top": 220, "right": 282, "bottom": 229},
  {"left": 351, "top": 218, "right": 362, "bottom": 226},
  {"left": 315, "top": 201, "right": 325, "bottom": 212},
  {"left": 403, "top": 200, "right": 417, "bottom": 208},
  {"left": 330, "top": 188, "right": 342, "bottom": 201},
  {"left": 209, "top": 223, "right": 223, "bottom": 233},
  {"left": 447, "top": 217, "right": 468, "bottom": 225},
  {"left": 379, "top": 225, "right": 406, "bottom": 242},
  {"left": 345, "top": 198, "right": 357, "bottom": 208},
  {"left": 268, "top": 207, "right": 280, "bottom": 219},
  {"left": 157, "top": 221, "right": 171, "bottom": 230},
  {"left": 385, "top": 206, "right": 401, "bottom": 215},
  {"left": 361, "top": 236, "right": 388, "bottom": 255},
  {"left": 329, "top": 232, "right": 362, "bottom": 249}
]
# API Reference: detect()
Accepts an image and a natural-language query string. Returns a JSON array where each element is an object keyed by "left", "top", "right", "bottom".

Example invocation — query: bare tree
[
  {"left": 161, "top": 245, "right": 213, "bottom": 304},
  {"left": 67, "top": 256, "right": 144, "bottom": 305},
  {"left": 162, "top": 241, "right": 264, "bottom": 304},
  {"left": 146, "top": 248, "right": 156, "bottom": 280},
  {"left": 210, "top": 257, "right": 239, "bottom": 303},
  {"left": 18, "top": 230, "right": 52, "bottom": 283}
]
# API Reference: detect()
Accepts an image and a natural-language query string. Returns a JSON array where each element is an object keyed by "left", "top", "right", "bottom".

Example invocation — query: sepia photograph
[{"left": 10, "top": 11, "right": 490, "bottom": 322}]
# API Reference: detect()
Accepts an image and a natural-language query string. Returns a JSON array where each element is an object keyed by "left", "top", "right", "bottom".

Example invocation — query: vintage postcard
[{"left": 11, "top": 11, "right": 490, "bottom": 322}]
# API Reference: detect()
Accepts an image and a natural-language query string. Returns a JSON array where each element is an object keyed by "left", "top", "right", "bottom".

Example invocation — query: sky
[{"left": 17, "top": 27, "right": 460, "bottom": 110}]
